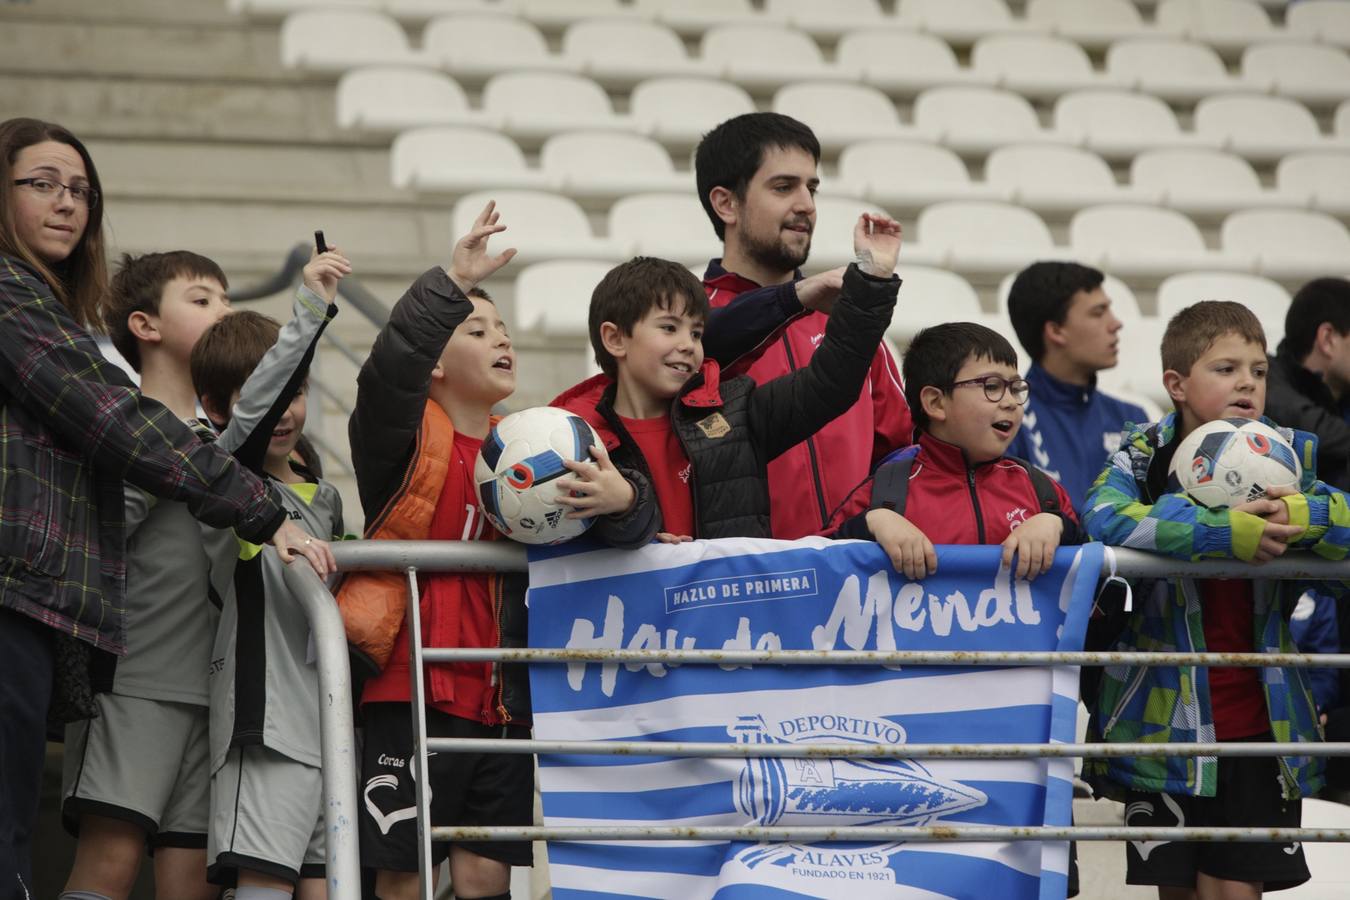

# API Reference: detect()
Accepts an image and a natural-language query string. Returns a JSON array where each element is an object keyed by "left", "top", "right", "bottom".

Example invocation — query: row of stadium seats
[
  {"left": 240, "top": 0, "right": 1345, "bottom": 51},
  {"left": 282, "top": 11, "right": 1350, "bottom": 107},
  {"left": 390, "top": 128, "right": 1350, "bottom": 223},
  {"left": 434, "top": 188, "right": 1350, "bottom": 282},
  {"left": 335, "top": 68, "right": 1350, "bottom": 162}
]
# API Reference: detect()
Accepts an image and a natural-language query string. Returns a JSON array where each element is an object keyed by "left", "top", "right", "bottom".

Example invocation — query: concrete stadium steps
[
  {"left": 87, "top": 139, "right": 406, "bottom": 205},
  {"left": 0, "top": 73, "right": 356, "bottom": 145}
]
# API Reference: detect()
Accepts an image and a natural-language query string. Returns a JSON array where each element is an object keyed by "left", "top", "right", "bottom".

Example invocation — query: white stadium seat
[
  {"left": 1130, "top": 148, "right": 1300, "bottom": 220},
  {"left": 1105, "top": 38, "right": 1243, "bottom": 104},
  {"left": 985, "top": 144, "right": 1152, "bottom": 215},
  {"left": 514, "top": 260, "right": 613, "bottom": 335},
  {"left": 452, "top": 190, "right": 625, "bottom": 263},
  {"left": 1194, "top": 94, "right": 1332, "bottom": 162},
  {"left": 1277, "top": 151, "right": 1350, "bottom": 216},
  {"left": 838, "top": 140, "right": 1006, "bottom": 210},
  {"left": 1156, "top": 271, "right": 1292, "bottom": 346},
  {"left": 280, "top": 10, "right": 429, "bottom": 72},
  {"left": 772, "top": 82, "right": 911, "bottom": 150},
  {"left": 540, "top": 132, "right": 689, "bottom": 200},
  {"left": 391, "top": 127, "right": 554, "bottom": 192},
  {"left": 1286, "top": 0, "right": 1350, "bottom": 50},
  {"left": 971, "top": 35, "right": 1124, "bottom": 100},
  {"left": 633, "top": 0, "right": 760, "bottom": 37},
  {"left": 898, "top": 0, "right": 1041, "bottom": 45},
  {"left": 629, "top": 78, "right": 756, "bottom": 149},
  {"left": 1055, "top": 90, "right": 1213, "bottom": 160},
  {"left": 912, "top": 201, "right": 1059, "bottom": 273},
  {"left": 1024, "top": 0, "right": 1149, "bottom": 48},
  {"left": 766, "top": 0, "right": 889, "bottom": 39},
  {"left": 1154, "top": 0, "right": 1279, "bottom": 55},
  {"left": 809, "top": 196, "right": 893, "bottom": 268},
  {"left": 1113, "top": 316, "right": 1169, "bottom": 404},
  {"left": 424, "top": 15, "right": 574, "bottom": 81},
  {"left": 888, "top": 265, "right": 987, "bottom": 342},
  {"left": 382, "top": 0, "right": 505, "bottom": 21},
  {"left": 1221, "top": 209, "right": 1350, "bottom": 281},
  {"left": 335, "top": 68, "right": 495, "bottom": 132},
  {"left": 231, "top": 0, "right": 378, "bottom": 18},
  {"left": 1069, "top": 204, "right": 1250, "bottom": 277},
  {"left": 561, "top": 19, "right": 713, "bottom": 88},
  {"left": 1338, "top": 100, "right": 1350, "bottom": 140},
  {"left": 915, "top": 86, "right": 1071, "bottom": 155},
  {"left": 837, "top": 30, "right": 986, "bottom": 95},
  {"left": 607, "top": 193, "right": 721, "bottom": 265},
  {"left": 483, "top": 72, "right": 635, "bottom": 141},
  {"left": 516, "top": 0, "right": 643, "bottom": 29},
  {"left": 702, "top": 25, "right": 856, "bottom": 91},
  {"left": 1241, "top": 42, "right": 1350, "bottom": 107}
]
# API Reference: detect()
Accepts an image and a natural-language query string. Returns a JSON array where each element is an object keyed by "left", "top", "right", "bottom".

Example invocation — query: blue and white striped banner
[{"left": 527, "top": 537, "right": 1103, "bottom": 900}]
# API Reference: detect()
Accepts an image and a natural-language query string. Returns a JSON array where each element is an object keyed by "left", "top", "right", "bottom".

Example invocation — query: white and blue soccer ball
[
  {"left": 1169, "top": 417, "right": 1302, "bottom": 509},
  {"left": 474, "top": 406, "right": 602, "bottom": 545}
]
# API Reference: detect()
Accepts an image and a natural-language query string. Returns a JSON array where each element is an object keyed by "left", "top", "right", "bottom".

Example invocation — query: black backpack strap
[
  {"left": 1007, "top": 456, "right": 1062, "bottom": 516},
  {"left": 868, "top": 446, "right": 920, "bottom": 517}
]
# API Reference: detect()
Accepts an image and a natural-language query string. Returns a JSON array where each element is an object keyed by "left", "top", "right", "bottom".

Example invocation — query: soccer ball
[
  {"left": 474, "top": 407, "right": 603, "bottom": 545},
  {"left": 1169, "top": 418, "right": 1302, "bottom": 509}
]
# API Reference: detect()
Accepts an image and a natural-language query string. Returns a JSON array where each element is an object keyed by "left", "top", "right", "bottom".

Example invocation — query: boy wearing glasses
[{"left": 827, "top": 322, "right": 1085, "bottom": 581}]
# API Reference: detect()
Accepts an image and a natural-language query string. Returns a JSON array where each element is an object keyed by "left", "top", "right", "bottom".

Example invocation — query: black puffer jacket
[
  {"left": 1266, "top": 345, "right": 1350, "bottom": 491},
  {"left": 554, "top": 263, "right": 900, "bottom": 539}
]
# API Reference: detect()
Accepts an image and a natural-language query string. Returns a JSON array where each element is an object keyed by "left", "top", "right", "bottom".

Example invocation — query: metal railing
[{"left": 281, "top": 541, "right": 1350, "bottom": 900}]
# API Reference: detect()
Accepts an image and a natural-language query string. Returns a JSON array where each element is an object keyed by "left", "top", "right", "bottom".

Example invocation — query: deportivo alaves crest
[{"left": 730, "top": 714, "right": 987, "bottom": 828}]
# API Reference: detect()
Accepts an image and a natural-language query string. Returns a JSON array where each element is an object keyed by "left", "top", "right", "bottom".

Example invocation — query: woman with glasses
[{"left": 0, "top": 118, "right": 333, "bottom": 900}]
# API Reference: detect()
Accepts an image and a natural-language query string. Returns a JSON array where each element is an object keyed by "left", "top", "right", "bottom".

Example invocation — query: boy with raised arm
[
  {"left": 551, "top": 213, "right": 900, "bottom": 541},
  {"left": 186, "top": 252, "right": 347, "bottom": 900},
  {"left": 60, "top": 249, "right": 344, "bottom": 900},
  {"left": 341, "top": 204, "right": 656, "bottom": 900},
  {"left": 1085, "top": 301, "right": 1350, "bottom": 899}
]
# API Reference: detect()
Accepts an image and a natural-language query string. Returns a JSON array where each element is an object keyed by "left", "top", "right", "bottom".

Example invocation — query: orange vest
[{"left": 336, "top": 401, "right": 491, "bottom": 669}]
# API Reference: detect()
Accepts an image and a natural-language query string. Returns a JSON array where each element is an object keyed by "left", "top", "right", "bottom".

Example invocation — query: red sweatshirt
[{"left": 704, "top": 265, "right": 913, "bottom": 539}]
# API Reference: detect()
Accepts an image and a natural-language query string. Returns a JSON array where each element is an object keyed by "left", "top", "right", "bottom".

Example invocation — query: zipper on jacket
[
  {"left": 965, "top": 468, "right": 986, "bottom": 544},
  {"left": 492, "top": 575, "right": 510, "bottom": 725},
  {"left": 781, "top": 335, "right": 830, "bottom": 529},
  {"left": 1102, "top": 663, "right": 1150, "bottom": 738}
]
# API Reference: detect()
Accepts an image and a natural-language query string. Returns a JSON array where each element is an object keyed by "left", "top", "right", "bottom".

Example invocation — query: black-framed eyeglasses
[
  {"left": 949, "top": 375, "right": 1030, "bottom": 405},
  {"left": 13, "top": 177, "right": 99, "bottom": 209}
]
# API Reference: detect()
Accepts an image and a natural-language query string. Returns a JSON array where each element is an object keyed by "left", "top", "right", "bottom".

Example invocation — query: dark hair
[
  {"left": 191, "top": 310, "right": 287, "bottom": 424},
  {"left": 105, "top": 251, "right": 229, "bottom": 372},
  {"left": 1161, "top": 300, "right": 1266, "bottom": 376},
  {"left": 694, "top": 113, "right": 821, "bottom": 241},
  {"left": 903, "top": 322, "right": 1019, "bottom": 431},
  {"left": 1007, "top": 261, "right": 1105, "bottom": 362},
  {"left": 588, "top": 257, "right": 709, "bottom": 379},
  {"left": 0, "top": 118, "right": 107, "bottom": 329},
  {"left": 1283, "top": 277, "right": 1350, "bottom": 362}
]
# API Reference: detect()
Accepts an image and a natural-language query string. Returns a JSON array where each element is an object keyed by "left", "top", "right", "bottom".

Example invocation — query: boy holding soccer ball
[
  {"left": 1084, "top": 300, "right": 1350, "bottom": 898},
  {"left": 551, "top": 213, "right": 901, "bottom": 541},
  {"left": 339, "top": 203, "right": 656, "bottom": 900}
]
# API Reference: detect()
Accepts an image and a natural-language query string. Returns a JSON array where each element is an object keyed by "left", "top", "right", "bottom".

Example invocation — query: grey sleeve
[
  {"left": 123, "top": 484, "right": 156, "bottom": 537},
  {"left": 217, "top": 284, "right": 337, "bottom": 458}
]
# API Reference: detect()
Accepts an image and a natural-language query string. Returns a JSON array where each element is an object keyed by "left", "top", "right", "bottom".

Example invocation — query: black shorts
[
  {"left": 1123, "top": 737, "right": 1309, "bottom": 891},
  {"left": 359, "top": 702, "right": 534, "bottom": 871}
]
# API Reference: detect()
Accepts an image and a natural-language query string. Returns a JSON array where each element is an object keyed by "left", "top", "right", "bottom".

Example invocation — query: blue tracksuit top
[{"left": 1006, "top": 363, "right": 1149, "bottom": 514}]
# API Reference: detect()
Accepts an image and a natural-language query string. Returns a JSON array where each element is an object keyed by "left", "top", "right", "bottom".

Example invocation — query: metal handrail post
[
  {"left": 404, "top": 567, "right": 436, "bottom": 900},
  {"left": 281, "top": 560, "right": 361, "bottom": 900}
]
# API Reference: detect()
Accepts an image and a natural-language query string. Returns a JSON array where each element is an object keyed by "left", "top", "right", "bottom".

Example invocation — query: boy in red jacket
[{"left": 828, "top": 321, "right": 1085, "bottom": 580}]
